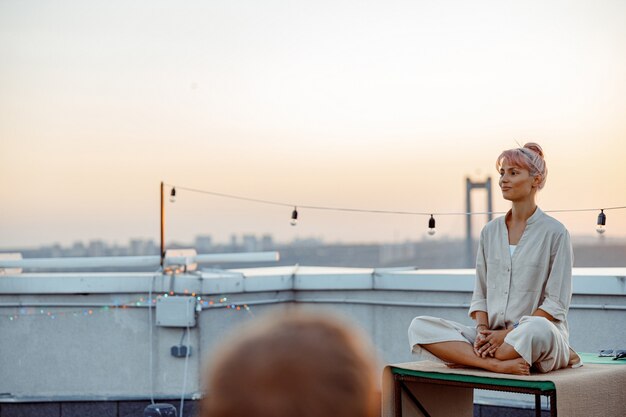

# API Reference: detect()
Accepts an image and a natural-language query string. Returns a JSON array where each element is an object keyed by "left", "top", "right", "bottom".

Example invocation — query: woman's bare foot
[
  {"left": 445, "top": 363, "right": 470, "bottom": 369},
  {"left": 445, "top": 358, "right": 529, "bottom": 375},
  {"left": 491, "top": 358, "right": 530, "bottom": 375},
  {"left": 420, "top": 341, "right": 529, "bottom": 376},
  {"left": 568, "top": 349, "right": 582, "bottom": 368}
]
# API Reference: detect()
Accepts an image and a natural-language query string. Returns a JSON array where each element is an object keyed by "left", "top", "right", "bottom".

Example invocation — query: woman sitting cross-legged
[{"left": 408, "top": 143, "right": 582, "bottom": 375}]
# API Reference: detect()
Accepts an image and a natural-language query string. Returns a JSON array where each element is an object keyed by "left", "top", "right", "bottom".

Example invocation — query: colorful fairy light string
[{"left": 2, "top": 293, "right": 252, "bottom": 321}]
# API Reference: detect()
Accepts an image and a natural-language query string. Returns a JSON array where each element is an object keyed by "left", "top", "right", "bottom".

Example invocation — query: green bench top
[
  {"left": 577, "top": 352, "right": 626, "bottom": 365},
  {"left": 391, "top": 367, "right": 556, "bottom": 392},
  {"left": 391, "top": 352, "right": 625, "bottom": 392}
]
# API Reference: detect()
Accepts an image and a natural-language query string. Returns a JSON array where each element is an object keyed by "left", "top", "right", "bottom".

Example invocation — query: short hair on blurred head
[{"left": 200, "top": 308, "right": 379, "bottom": 417}]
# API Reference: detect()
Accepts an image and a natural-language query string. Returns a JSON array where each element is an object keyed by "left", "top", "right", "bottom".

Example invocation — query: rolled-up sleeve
[
  {"left": 469, "top": 230, "right": 488, "bottom": 317},
  {"left": 538, "top": 231, "right": 573, "bottom": 322}
]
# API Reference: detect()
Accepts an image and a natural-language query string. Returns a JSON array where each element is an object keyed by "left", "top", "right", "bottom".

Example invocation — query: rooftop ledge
[
  {"left": 0, "top": 266, "right": 624, "bottom": 296},
  {"left": 1, "top": 266, "right": 624, "bottom": 408}
]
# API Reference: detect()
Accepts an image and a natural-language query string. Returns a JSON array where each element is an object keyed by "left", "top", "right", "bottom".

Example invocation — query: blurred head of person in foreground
[{"left": 200, "top": 308, "right": 379, "bottom": 417}]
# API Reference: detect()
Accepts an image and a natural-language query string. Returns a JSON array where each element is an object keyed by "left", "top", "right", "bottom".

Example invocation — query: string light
[
  {"left": 169, "top": 187, "right": 176, "bottom": 203},
  {"left": 290, "top": 207, "right": 298, "bottom": 226},
  {"left": 163, "top": 183, "right": 626, "bottom": 234},
  {"left": 427, "top": 215, "right": 436, "bottom": 236},
  {"left": 596, "top": 209, "right": 606, "bottom": 234}
]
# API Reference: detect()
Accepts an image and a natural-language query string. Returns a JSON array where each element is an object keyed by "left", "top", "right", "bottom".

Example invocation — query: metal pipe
[
  {"left": 569, "top": 304, "right": 626, "bottom": 310},
  {"left": 0, "top": 297, "right": 292, "bottom": 309},
  {"left": 0, "top": 252, "right": 280, "bottom": 269},
  {"left": 194, "top": 252, "right": 280, "bottom": 264},
  {"left": 0, "top": 302, "right": 151, "bottom": 308},
  {"left": 0, "top": 256, "right": 160, "bottom": 269},
  {"left": 297, "top": 298, "right": 626, "bottom": 311},
  {"left": 5, "top": 298, "right": 622, "bottom": 310},
  {"left": 0, "top": 393, "right": 201, "bottom": 403},
  {"left": 297, "top": 298, "right": 471, "bottom": 308}
]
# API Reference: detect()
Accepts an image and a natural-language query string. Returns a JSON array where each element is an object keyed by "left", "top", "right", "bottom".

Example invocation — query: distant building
[
  {"left": 379, "top": 241, "right": 416, "bottom": 265},
  {"left": 242, "top": 234, "right": 258, "bottom": 252},
  {"left": 69, "top": 241, "right": 87, "bottom": 257},
  {"left": 229, "top": 234, "right": 238, "bottom": 251},
  {"left": 195, "top": 235, "right": 213, "bottom": 253},
  {"left": 128, "top": 239, "right": 157, "bottom": 256},
  {"left": 87, "top": 240, "right": 107, "bottom": 257},
  {"left": 49, "top": 243, "right": 63, "bottom": 258},
  {"left": 261, "top": 234, "right": 274, "bottom": 251}
]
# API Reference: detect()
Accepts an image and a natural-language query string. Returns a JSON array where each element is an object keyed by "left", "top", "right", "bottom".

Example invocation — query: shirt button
[
  {"left": 500, "top": 312, "right": 504, "bottom": 315},
  {"left": 504, "top": 291, "right": 508, "bottom": 295}
]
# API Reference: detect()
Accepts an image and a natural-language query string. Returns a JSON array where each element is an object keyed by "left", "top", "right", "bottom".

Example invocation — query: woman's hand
[
  {"left": 476, "top": 329, "right": 511, "bottom": 358},
  {"left": 473, "top": 331, "right": 490, "bottom": 356}
]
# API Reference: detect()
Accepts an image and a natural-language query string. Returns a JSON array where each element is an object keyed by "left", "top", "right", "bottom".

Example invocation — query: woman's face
[{"left": 499, "top": 160, "right": 537, "bottom": 202}]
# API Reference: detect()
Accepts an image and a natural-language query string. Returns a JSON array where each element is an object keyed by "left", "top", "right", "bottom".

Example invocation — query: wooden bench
[{"left": 382, "top": 354, "right": 626, "bottom": 417}]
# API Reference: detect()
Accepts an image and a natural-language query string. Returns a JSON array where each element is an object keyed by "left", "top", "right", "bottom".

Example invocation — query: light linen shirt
[{"left": 469, "top": 207, "right": 574, "bottom": 337}]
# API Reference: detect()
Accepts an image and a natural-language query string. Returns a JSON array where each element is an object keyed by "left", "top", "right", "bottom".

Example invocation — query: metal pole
[
  {"left": 465, "top": 178, "right": 472, "bottom": 267},
  {"left": 160, "top": 181, "right": 165, "bottom": 267},
  {"left": 465, "top": 177, "right": 494, "bottom": 267},
  {"left": 486, "top": 177, "right": 493, "bottom": 222}
]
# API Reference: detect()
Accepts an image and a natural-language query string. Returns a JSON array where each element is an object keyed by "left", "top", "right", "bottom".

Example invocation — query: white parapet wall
[{"left": 0, "top": 266, "right": 624, "bottom": 404}]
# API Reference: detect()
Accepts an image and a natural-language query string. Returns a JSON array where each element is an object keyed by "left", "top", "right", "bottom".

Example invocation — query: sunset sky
[{"left": 1, "top": 0, "right": 625, "bottom": 248}]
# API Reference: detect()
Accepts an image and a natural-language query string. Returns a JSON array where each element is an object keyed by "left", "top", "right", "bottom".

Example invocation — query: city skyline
[
  {"left": 3, "top": 227, "right": 623, "bottom": 253},
  {"left": 5, "top": 231, "right": 625, "bottom": 272},
  {"left": 1, "top": 1, "right": 625, "bottom": 247}
]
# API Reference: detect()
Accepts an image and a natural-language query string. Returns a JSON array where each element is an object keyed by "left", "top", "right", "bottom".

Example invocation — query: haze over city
[{"left": 1, "top": 0, "right": 625, "bottom": 249}]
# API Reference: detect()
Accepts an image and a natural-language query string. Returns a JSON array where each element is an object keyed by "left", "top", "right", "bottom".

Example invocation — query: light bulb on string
[
  {"left": 596, "top": 209, "right": 606, "bottom": 234},
  {"left": 428, "top": 214, "right": 436, "bottom": 236},
  {"left": 290, "top": 207, "right": 298, "bottom": 226},
  {"left": 169, "top": 187, "right": 176, "bottom": 203}
]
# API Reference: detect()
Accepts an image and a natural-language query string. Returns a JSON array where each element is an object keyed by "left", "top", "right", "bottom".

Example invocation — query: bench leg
[
  {"left": 400, "top": 383, "right": 432, "bottom": 417},
  {"left": 549, "top": 391, "right": 557, "bottom": 417},
  {"left": 394, "top": 377, "right": 402, "bottom": 417},
  {"left": 534, "top": 394, "right": 540, "bottom": 417}
]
